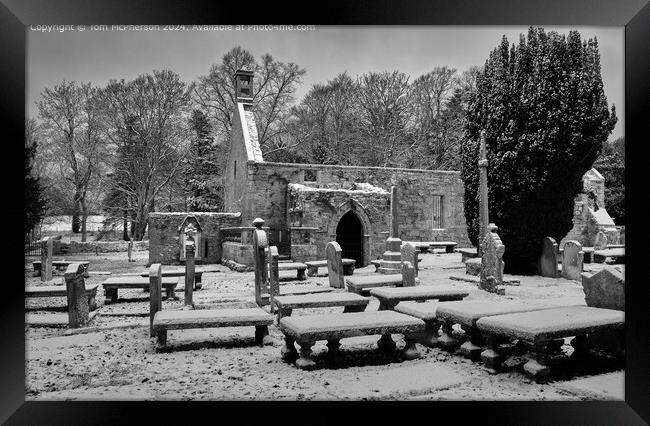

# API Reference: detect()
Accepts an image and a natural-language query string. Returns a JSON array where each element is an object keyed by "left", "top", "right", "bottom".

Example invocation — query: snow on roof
[
  {"left": 584, "top": 168, "right": 604, "bottom": 181},
  {"left": 591, "top": 207, "right": 616, "bottom": 226},
  {"left": 289, "top": 182, "right": 389, "bottom": 195}
]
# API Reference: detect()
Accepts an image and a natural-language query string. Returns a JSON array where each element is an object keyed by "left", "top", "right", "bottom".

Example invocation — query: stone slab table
[
  {"left": 346, "top": 274, "right": 417, "bottom": 295},
  {"left": 25, "top": 284, "right": 99, "bottom": 310},
  {"left": 102, "top": 276, "right": 179, "bottom": 302},
  {"left": 152, "top": 307, "right": 275, "bottom": 348},
  {"left": 273, "top": 292, "right": 369, "bottom": 320},
  {"left": 304, "top": 259, "right": 356, "bottom": 277},
  {"left": 279, "top": 310, "right": 425, "bottom": 370},
  {"left": 429, "top": 241, "right": 458, "bottom": 253},
  {"left": 369, "top": 286, "right": 469, "bottom": 310},
  {"left": 476, "top": 306, "right": 625, "bottom": 382},
  {"left": 277, "top": 262, "right": 309, "bottom": 281}
]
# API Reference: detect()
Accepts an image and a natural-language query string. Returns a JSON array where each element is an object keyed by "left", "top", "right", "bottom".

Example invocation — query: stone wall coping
[
  {"left": 149, "top": 212, "right": 241, "bottom": 218},
  {"left": 249, "top": 160, "right": 461, "bottom": 175}
]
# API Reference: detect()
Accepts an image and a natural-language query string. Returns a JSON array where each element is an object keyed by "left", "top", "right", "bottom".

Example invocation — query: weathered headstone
[
  {"left": 252, "top": 218, "right": 270, "bottom": 306},
  {"left": 401, "top": 242, "right": 418, "bottom": 277},
  {"left": 149, "top": 263, "right": 162, "bottom": 337},
  {"left": 561, "top": 240, "right": 584, "bottom": 281},
  {"left": 402, "top": 261, "right": 416, "bottom": 287},
  {"left": 594, "top": 231, "right": 608, "bottom": 250},
  {"left": 581, "top": 267, "right": 625, "bottom": 311},
  {"left": 326, "top": 241, "right": 345, "bottom": 288},
  {"left": 478, "top": 131, "right": 489, "bottom": 257},
  {"left": 184, "top": 241, "right": 195, "bottom": 307},
  {"left": 40, "top": 237, "right": 53, "bottom": 282},
  {"left": 65, "top": 263, "right": 90, "bottom": 328},
  {"left": 127, "top": 238, "right": 134, "bottom": 262},
  {"left": 480, "top": 224, "right": 505, "bottom": 293},
  {"left": 538, "top": 237, "right": 559, "bottom": 278},
  {"left": 268, "top": 245, "right": 280, "bottom": 309}
]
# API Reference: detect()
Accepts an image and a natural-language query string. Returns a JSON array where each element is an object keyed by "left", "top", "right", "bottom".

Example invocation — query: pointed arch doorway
[{"left": 335, "top": 211, "right": 364, "bottom": 265}]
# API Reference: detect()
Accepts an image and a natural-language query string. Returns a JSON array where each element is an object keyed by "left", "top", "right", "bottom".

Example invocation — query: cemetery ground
[{"left": 24, "top": 250, "right": 623, "bottom": 401}]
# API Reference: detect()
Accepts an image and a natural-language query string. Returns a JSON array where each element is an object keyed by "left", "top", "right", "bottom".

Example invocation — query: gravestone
[
  {"left": 402, "top": 261, "right": 416, "bottom": 287},
  {"left": 252, "top": 218, "right": 270, "bottom": 306},
  {"left": 268, "top": 245, "right": 280, "bottom": 309},
  {"left": 184, "top": 241, "right": 195, "bottom": 307},
  {"left": 149, "top": 263, "right": 162, "bottom": 337},
  {"left": 538, "top": 237, "right": 559, "bottom": 278},
  {"left": 326, "top": 241, "right": 345, "bottom": 288},
  {"left": 40, "top": 237, "right": 53, "bottom": 282},
  {"left": 594, "top": 231, "right": 608, "bottom": 250},
  {"left": 401, "top": 242, "right": 418, "bottom": 277},
  {"left": 480, "top": 224, "right": 505, "bottom": 293},
  {"left": 561, "top": 240, "right": 584, "bottom": 281},
  {"left": 65, "top": 263, "right": 90, "bottom": 328},
  {"left": 581, "top": 267, "right": 625, "bottom": 311}
]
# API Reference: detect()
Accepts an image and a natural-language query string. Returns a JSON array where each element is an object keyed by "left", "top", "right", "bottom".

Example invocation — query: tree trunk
[
  {"left": 122, "top": 209, "right": 129, "bottom": 241},
  {"left": 80, "top": 198, "right": 88, "bottom": 242}
]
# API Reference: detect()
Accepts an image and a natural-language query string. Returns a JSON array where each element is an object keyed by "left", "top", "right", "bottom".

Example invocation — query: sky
[{"left": 27, "top": 25, "right": 624, "bottom": 140}]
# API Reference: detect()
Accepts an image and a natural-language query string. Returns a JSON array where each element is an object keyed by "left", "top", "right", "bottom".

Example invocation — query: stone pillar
[
  {"left": 65, "top": 263, "right": 90, "bottom": 328},
  {"left": 378, "top": 186, "right": 403, "bottom": 275},
  {"left": 40, "top": 236, "right": 53, "bottom": 282},
  {"left": 538, "top": 237, "right": 559, "bottom": 278},
  {"left": 184, "top": 241, "right": 195, "bottom": 307},
  {"left": 478, "top": 131, "right": 489, "bottom": 257},
  {"left": 252, "top": 218, "right": 270, "bottom": 306},
  {"left": 326, "top": 241, "right": 344, "bottom": 288},
  {"left": 268, "top": 245, "right": 280, "bottom": 310},
  {"left": 149, "top": 263, "right": 162, "bottom": 337}
]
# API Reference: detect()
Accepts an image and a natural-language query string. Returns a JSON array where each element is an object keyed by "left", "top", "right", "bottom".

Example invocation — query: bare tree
[
  {"left": 102, "top": 70, "right": 193, "bottom": 240},
  {"left": 37, "top": 81, "right": 106, "bottom": 241},
  {"left": 193, "top": 46, "right": 306, "bottom": 156}
]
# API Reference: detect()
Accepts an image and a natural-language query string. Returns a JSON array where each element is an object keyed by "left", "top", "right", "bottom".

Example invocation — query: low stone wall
[
  {"left": 222, "top": 242, "right": 255, "bottom": 266},
  {"left": 63, "top": 240, "right": 149, "bottom": 254},
  {"left": 148, "top": 212, "right": 241, "bottom": 265}
]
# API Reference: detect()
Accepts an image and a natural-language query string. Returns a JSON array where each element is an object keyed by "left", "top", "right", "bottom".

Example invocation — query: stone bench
[
  {"left": 259, "top": 285, "right": 334, "bottom": 306},
  {"left": 33, "top": 260, "right": 90, "bottom": 277},
  {"left": 152, "top": 307, "right": 275, "bottom": 347},
  {"left": 433, "top": 300, "right": 559, "bottom": 359},
  {"left": 272, "top": 292, "right": 369, "bottom": 320},
  {"left": 102, "top": 276, "right": 179, "bottom": 302},
  {"left": 404, "top": 242, "right": 432, "bottom": 253},
  {"left": 429, "top": 241, "right": 458, "bottom": 253},
  {"left": 279, "top": 310, "right": 425, "bottom": 370},
  {"left": 25, "top": 284, "right": 99, "bottom": 311},
  {"left": 304, "top": 259, "right": 356, "bottom": 277},
  {"left": 458, "top": 248, "right": 478, "bottom": 262},
  {"left": 369, "top": 286, "right": 470, "bottom": 311},
  {"left": 139, "top": 268, "right": 209, "bottom": 290},
  {"left": 346, "top": 274, "right": 406, "bottom": 295},
  {"left": 476, "top": 306, "right": 625, "bottom": 382},
  {"left": 277, "top": 262, "right": 308, "bottom": 281}
]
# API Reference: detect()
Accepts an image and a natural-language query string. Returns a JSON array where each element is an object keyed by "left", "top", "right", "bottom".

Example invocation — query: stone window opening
[{"left": 432, "top": 195, "right": 444, "bottom": 229}]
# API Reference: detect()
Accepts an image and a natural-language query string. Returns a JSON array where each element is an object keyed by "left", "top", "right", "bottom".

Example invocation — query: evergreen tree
[
  {"left": 25, "top": 120, "right": 47, "bottom": 238},
  {"left": 462, "top": 28, "right": 617, "bottom": 273},
  {"left": 594, "top": 136, "right": 624, "bottom": 225},
  {"left": 184, "top": 109, "right": 224, "bottom": 211}
]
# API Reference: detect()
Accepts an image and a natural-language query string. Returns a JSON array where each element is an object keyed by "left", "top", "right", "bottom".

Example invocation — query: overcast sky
[{"left": 27, "top": 25, "right": 624, "bottom": 140}]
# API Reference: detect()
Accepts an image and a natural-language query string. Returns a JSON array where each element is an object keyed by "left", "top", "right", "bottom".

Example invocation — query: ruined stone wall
[
  {"left": 237, "top": 161, "right": 472, "bottom": 261},
  {"left": 223, "top": 105, "right": 254, "bottom": 214},
  {"left": 148, "top": 212, "right": 241, "bottom": 265}
]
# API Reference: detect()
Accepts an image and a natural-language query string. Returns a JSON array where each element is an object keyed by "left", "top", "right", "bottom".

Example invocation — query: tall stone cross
[
  {"left": 390, "top": 185, "right": 399, "bottom": 238},
  {"left": 478, "top": 131, "right": 490, "bottom": 257}
]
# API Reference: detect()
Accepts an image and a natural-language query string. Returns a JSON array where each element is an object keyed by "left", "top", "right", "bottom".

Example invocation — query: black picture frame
[{"left": 4, "top": 0, "right": 648, "bottom": 423}]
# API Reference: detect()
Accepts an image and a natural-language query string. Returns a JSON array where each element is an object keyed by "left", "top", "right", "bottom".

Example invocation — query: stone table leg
[
  {"left": 278, "top": 308, "right": 292, "bottom": 321},
  {"left": 307, "top": 266, "right": 317, "bottom": 277},
  {"left": 402, "top": 335, "right": 420, "bottom": 360},
  {"left": 297, "top": 269, "right": 307, "bottom": 281},
  {"left": 377, "top": 334, "right": 397, "bottom": 352},
  {"left": 194, "top": 274, "right": 202, "bottom": 290},
  {"left": 480, "top": 334, "right": 505, "bottom": 372},
  {"left": 326, "top": 339, "right": 342, "bottom": 365},
  {"left": 438, "top": 320, "right": 458, "bottom": 352},
  {"left": 523, "top": 341, "right": 552, "bottom": 383},
  {"left": 459, "top": 327, "right": 485, "bottom": 361},
  {"left": 281, "top": 336, "right": 298, "bottom": 363},
  {"left": 295, "top": 341, "right": 317, "bottom": 370},
  {"left": 343, "top": 264, "right": 355, "bottom": 275},
  {"left": 419, "top": 320, "right": 441, "bottom": 347},
  {"left": 87, "top": 293, "right": 97, "bottom": 311},
  {"left": 378, "top": 301, "right": 396, "bottom": 311},
  {"left": 106, "top": 288, "right": 118, "bottom": 303},
  {"left": 156, "top": 330, "right": 168, "bottom": 347},
  {"left": 446, "top": 246, "right": 454, "bottom": 254},
  {"left": 255, "top": 325, "right": 273, "bottom": 346}
]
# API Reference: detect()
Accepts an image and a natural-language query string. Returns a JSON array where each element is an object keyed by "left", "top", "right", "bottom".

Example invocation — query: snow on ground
[{"left": 24, "top": 250, "right": 623, "bottom": 401}]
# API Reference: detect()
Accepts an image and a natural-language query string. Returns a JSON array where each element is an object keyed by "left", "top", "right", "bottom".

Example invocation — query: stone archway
[
  {"left": 336, "top": 211, "right": 364, "bottom": 266},
  {"left": 328, "top": 198, "right": 372, "bottom": 267}
]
